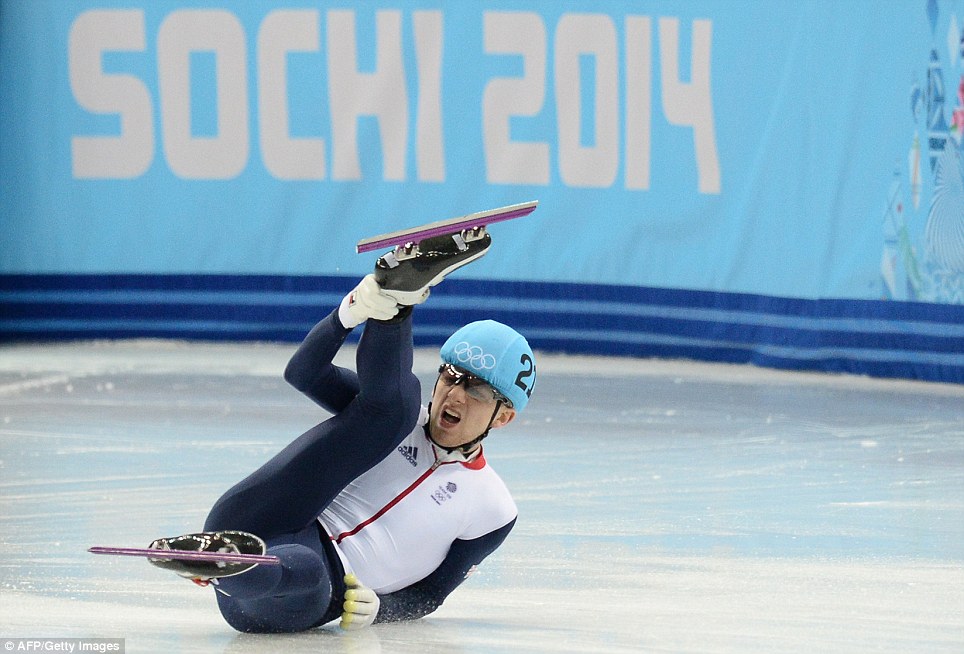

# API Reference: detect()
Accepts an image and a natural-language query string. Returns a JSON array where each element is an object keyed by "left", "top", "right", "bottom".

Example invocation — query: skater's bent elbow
[{"left": 283, "top": 357, "right": 310, "bottom": 391}]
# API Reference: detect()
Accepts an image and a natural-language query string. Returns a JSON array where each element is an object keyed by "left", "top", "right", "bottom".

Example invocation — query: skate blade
[
  {"left": 356, "top": 200, "right": 537, "bottom": 253},
  {"left": 88, "top": 545, "right": 280, "bottom": 565}
]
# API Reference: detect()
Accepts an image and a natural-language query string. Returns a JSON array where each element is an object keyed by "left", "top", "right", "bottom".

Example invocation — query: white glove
[
  {"left": 338, "top": 274, "right": 399, "bottom": 328},
  {"left": 340, "top": 573, "right": 380, "bottom": 630}
]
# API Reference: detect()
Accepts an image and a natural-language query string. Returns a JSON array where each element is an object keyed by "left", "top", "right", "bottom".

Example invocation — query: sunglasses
[{"left": 437, "top": 364, "right": 512, "bottom": 407}]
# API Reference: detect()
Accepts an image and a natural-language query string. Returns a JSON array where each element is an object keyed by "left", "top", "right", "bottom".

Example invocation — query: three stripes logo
[{"left": 397, "top": 445, "right": 418, "bottom": 467}]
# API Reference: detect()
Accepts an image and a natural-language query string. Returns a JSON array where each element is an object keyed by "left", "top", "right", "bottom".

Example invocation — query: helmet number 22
[{"left": 514, "top": 353, "right": 535, "bottom": 399}]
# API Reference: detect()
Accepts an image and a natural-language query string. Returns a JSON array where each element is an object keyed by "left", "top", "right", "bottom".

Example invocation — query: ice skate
[
  {"left": 373, "top": 230, "right": 492, "bottom": 305},
  {"left": 360, "top": 201, "right": 538, "bottom": 305},
  {"left": 147, "top": 530, "right": 267, "bottom": 581}
]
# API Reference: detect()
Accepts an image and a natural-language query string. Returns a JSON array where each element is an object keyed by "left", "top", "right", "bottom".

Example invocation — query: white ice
[{"left": 1, "top": 340, "right": 962, "bottom": 653}]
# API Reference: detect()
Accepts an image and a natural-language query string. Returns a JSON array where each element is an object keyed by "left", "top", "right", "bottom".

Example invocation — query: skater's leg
[
  {"left": 204, "top": 314, "right": 420, "bottom": 538},
  {"left": 353, "top": 309, "right": 419, "bottom": 418}
]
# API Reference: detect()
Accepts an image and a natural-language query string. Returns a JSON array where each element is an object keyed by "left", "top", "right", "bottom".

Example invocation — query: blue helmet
[{"left": 439, "top": 320, "right": 536, "bottom": 410}]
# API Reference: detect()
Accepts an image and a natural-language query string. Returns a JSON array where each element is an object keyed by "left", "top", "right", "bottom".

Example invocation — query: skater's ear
[{"left": 490, "top": 406, "right": 516, "bottom": 430}]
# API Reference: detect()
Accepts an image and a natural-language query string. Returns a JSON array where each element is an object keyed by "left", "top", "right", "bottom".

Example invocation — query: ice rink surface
[{"left": 1, "top": 339, "right": 962, "bottom": 653}]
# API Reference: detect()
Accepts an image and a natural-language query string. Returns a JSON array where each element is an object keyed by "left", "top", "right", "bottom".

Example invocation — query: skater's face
[{"left": 429, "top": 364, "right": 515, "bottom": 450}]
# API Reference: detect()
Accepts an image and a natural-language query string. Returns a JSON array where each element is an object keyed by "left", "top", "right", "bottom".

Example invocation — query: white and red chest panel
[{"left": 317, "top": 408, "right": 517, "bottom": 594}]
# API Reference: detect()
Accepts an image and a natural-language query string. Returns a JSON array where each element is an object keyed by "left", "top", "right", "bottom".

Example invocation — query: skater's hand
[
  {"left": 338, "top": 274, "right": 399, "bottom": 328},
  {"left": 340, "top": 573, "right": 380, "bottom": 630}
]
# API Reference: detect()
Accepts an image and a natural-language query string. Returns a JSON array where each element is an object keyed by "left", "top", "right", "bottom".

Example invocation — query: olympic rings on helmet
[{"left": 453, "top": 341, "right": 497, "bottom": 370}]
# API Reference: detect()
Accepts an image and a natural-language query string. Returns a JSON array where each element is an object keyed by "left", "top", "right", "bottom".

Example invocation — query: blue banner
[{"left": 1, "top": 1, "right": 963, "bottom": 381}]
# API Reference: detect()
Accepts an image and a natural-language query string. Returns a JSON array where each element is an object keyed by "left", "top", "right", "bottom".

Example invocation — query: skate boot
[
  {"left": 147, "top": 530, "right": 266, "bottom": 582},
  {"left": 374, "top": 230, "right": 492, "bottom": 305}
]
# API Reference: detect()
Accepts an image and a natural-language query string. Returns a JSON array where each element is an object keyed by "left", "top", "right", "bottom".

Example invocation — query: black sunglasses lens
[{"left": 438, "top": 365, "right": 499, "bottom": 401}]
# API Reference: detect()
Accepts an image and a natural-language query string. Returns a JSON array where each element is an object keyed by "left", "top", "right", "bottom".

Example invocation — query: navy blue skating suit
[{"left": 203, "top": 309, "right": 517, "bottom": 632}]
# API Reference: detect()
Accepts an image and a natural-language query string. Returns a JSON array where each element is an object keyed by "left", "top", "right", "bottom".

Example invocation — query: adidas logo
[{"left": 397, "top": 445, "right": 418, "bottom": 467}]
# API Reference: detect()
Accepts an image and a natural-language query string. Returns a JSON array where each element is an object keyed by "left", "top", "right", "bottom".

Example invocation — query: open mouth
[{"left": 440, "top": 408, "right": 462, "bottom": 427}]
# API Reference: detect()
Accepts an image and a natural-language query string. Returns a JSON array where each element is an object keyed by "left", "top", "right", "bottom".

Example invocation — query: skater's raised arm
[
  {"left": 284, "top": 275, "right": 403, "bottom": 414},
  {"left": 283, "top": 311, "right": 360, "bottom": 413}
]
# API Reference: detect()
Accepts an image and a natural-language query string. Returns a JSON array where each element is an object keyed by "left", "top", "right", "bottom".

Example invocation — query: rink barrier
[{"left": 1, "top": 274, "right": 962, "bottom": 384}]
